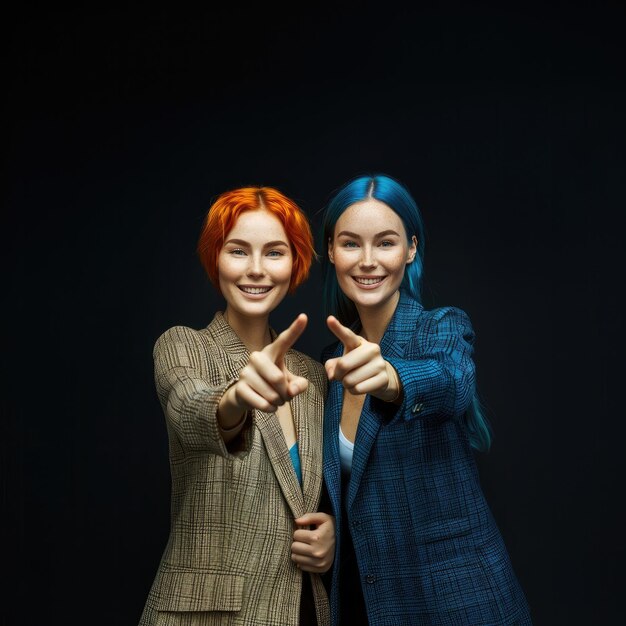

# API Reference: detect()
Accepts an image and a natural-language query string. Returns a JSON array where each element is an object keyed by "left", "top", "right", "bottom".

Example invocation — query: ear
[
  {"left": 328, "top": 238, "right": 335, "bottom": 264},
  {"left": 406, "top": 236, "right": 418, "bottom": 264}
]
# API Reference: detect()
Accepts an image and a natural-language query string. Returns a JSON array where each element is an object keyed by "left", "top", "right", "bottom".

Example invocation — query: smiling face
[
  {"left": 218, "top": 209, "right": 293, "bottom": 324},
  {"left": 329, "top": 198, "right": 417, "bottom": 319}
]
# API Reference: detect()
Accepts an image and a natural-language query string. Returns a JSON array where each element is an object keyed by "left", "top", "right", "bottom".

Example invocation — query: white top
[{"left": 338, "top": 425, "right": 354, "bottom": 475}]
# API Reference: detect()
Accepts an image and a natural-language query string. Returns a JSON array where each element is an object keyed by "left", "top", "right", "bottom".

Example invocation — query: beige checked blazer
[{"left": 139, "top": 311, "right": 330, "bottom": 626}]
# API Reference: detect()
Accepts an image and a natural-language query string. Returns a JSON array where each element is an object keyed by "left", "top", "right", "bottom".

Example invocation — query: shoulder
[
  {"left": 154, "top": 325, "right": 206, "bottom": 352},
  {"left": 409, "top": 305, "right": 476, "bottom": 348},
  {"left": 419, "top": 305, "right": 472, "bottom": 328},
  {"left": 155, "top": 324, "right": 202, "bottom": 344},
  {"left": 389, "top": 292, "right": 475, "bottom": 344},
  {"left": 153, "top": 325, "right": 221, "bottom": 371},
  {"left": 384, "top": 294, "right": 472, "bottom": 342},
  {"left": 154, "top": 312, "right": 229, "bottom": 352},
  {"left": 395, "top": 292, "right": 470, "bottom": 328}
]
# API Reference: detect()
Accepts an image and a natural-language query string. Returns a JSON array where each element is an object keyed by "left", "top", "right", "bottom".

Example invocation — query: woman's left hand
[
  {"left": 324, "top": 315, "right": 402, "bottom": 403},
  {"left": 291, "top": 512, "right": 336, "bottom": 573}
]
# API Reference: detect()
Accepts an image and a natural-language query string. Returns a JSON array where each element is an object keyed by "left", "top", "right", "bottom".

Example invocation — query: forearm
[{"left": 387, "top": 355, "right": 475, "bottom": 420}]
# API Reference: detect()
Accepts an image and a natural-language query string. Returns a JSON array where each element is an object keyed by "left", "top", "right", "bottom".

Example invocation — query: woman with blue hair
[{"left": 320, "top": 174, "right": 531, "bottom": 625}]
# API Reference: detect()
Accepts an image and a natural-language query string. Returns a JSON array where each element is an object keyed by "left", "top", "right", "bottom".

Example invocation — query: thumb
[
  {"left": 285, "top": 373, "right": 309, "bottom": 398},
  {"left": 324, "top": 357, "right": 338, "bottom": 381}
]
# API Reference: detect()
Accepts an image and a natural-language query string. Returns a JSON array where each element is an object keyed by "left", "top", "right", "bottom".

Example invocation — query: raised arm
[
  {"left": 383, "top": 306, "right": 476, "bottom": 422},
  {"left": 153, "top": 325, "right": 242, "bottom": 456},
  {"left": 324, "top": 315, "right": 403, "bottom": 404},
  {"left": 323, "top": 307, "right": 476, "bottom": 423},
  {"left": 216, "top": 314, "right": 310, "bottom": 442}
]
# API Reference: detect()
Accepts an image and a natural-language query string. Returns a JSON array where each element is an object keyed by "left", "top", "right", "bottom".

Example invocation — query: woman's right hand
[
  {"left": 325, "top": 315, "right": 402, "bottom": 403},
  {"left": 292, "top": 512, "right": 336, "bottom": 573},
  {"left": 217, "top": 314, "right": 309, "bottom": 434}
]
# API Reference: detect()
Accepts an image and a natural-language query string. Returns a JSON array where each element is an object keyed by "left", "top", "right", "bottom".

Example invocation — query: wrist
[
  {"left": 218, "top": 410, "right": 247, "bottom": 432},
  {"left": 383, "top": 362, "right": 402, "bottom": 404},
  {"left": 218, "top": 383, "right": 247, "bottom": 431}
]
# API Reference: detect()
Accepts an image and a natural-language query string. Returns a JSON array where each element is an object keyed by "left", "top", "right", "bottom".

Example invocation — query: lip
[
  {"left": 237, "top": 285, "right": 274, "bottom": 298},
  {"left": 351, "top": 276, "right": 387, "bottom": 290}
]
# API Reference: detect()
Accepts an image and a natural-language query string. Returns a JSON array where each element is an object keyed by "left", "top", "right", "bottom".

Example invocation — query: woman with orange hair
[{"left": 139, "top": 187, "right": 334, "bottom": 626}]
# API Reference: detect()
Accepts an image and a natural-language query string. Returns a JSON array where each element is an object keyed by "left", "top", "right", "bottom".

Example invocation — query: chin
[{"left": 356, "top": 288, "right": 400, "bottom": 308}]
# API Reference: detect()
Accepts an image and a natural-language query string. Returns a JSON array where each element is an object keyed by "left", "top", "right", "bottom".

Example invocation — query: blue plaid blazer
[{"left": 322, "top": 291, "right": 532, "bottom": 625}]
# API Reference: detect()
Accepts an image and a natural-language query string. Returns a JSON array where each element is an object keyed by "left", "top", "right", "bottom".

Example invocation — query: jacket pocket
[{"left": 154, "top": 568, "right": 245, "bottom": 612}]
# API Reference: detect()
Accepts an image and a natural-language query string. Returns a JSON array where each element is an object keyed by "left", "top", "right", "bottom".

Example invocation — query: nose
[
  {"left": 246, "top": 253, "right": 266, "bottom": 278},
  {"left": 359, "top": 245, "right": 377, "bottom": 269}
]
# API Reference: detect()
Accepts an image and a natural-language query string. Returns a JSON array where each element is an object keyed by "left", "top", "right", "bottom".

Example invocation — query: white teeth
[
  {"left": 239, "top": 286, "right": 272, "bottom": 294},
  {"left": 354, "top": 277, "right": 384, "bottom": 285}
]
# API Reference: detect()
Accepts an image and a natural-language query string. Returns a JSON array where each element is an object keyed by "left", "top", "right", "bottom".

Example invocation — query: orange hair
[{"left": 197, "top": 186, "right": 315, "bottom": 293}]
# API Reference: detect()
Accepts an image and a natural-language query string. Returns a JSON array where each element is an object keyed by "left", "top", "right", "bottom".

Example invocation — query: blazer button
[
  {"left": 365, "top": 574, "right": 376, "bottom": 584},
  {"left": 412, "top": 402, "right": 424, "bottom": 414},
  {"left": 352, "top": 519, "right": 361, "bottom": 529}
]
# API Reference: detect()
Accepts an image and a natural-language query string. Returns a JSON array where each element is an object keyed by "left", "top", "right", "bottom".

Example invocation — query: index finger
[
  {"left": 327, "top": 315, "right": 362, "bottom": 351},
  {"left": 265, "top": 313, "right": 308, "bottom": 361}
]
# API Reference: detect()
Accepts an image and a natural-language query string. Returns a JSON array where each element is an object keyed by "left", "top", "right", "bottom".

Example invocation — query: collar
[
  {"left": 376, "top": 291, "right": 421, "bottom": 357},
  {"left": 203, "top": 311, "right": 278, "bottom": 366}
]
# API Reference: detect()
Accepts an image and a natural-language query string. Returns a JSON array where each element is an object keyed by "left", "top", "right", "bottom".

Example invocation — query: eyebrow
[
  {"left": 336, "top": 230, "right": 401, "bottom": 239},
  {"left": 224, "top": 238, "right": 290, "bottom": 248}
]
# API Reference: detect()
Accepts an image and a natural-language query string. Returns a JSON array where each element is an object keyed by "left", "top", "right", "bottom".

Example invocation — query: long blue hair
[{"left": 320, "top": 173, "right": 492, "bottom": 452}]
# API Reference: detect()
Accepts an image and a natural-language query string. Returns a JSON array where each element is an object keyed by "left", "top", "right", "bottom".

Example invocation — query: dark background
[{"left": 3, "top": 3, "right": 624, "bottom": 625}]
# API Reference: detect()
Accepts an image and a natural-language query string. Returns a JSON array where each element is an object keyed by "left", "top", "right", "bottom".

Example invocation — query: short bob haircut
[{"left": 197, "top": 186, "right": 315, "bottom": 294}]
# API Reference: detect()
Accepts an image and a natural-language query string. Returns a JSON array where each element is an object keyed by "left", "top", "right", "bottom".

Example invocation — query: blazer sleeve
[
  {"left": 153, "top": 325, "right": 250, "bottom": 457},
  {"left": 378, "top": 306, "right": 476, "bottom": 423}
]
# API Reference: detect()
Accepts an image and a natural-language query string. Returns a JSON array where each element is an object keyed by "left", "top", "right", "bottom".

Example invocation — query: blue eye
[
  {"left": 380, "top": 240, "right": 394, "bottom": 247},
  {"left": 230, "top": 249, "right": 246, "bottom": 256},
  {"left": 267, "top": 250, "right": 284, "bottom": 257},
  {"left": 343, "top": 241, "right": 358, "bottom": 248}
]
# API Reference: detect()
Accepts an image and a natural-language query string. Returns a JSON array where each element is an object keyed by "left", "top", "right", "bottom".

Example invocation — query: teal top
[{"left": 289, "top": 442, "right": 302, "bottom": 486}]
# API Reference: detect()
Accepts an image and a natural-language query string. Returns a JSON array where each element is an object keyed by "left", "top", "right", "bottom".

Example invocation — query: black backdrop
[{"left": 3, "top": 3, "right": 625, "bottom": 625}]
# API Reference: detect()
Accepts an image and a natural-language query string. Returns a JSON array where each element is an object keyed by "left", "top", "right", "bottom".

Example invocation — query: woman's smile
[
  {"left": 218, "top": 209, "right": 293, "bottom": 322},
  {"left": 329, "top": 198, "right": 416, "bottom": 317},
  {"left": 352, "top": 275, "right": 387, "bottom": 288},
  {"left": 237, "top": 284, "right": 274, "bottom": 296}
]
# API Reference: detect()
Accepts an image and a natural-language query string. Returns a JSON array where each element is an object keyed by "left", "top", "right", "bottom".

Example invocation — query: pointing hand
[{"left": 325, "top": 315, "right": 401, "bottom": 402}]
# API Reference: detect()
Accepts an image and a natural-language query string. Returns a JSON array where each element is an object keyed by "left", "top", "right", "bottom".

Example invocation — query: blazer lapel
[
  {"left": 205, "top": 311, "right": 250, "bottom": 368},
  {"left": 287, "top": 351, "right": 323, "bottom": 517},
  {"left": 347, "top": 291, "right": 422, "bottom": 511},
  {"left": 346, "top": 402, "right": 382, "bottom": 512},
  {"left": 380, "top": 290, "right": 423, "bottom": 353},
  {"left": 256, "top": 407, "right": 305, "bottom": 519},
  {"left": 256, "top": 349, "right": 321, "bottom": 520},
  {"left": 323, "top": 375, "right": 343, "bottom": 518},
  {"left": 323, "top": 340, "right": 377, "bottom": 515},
  {"left": 208, "top": 314, "right": 306, "bottom": 518}
]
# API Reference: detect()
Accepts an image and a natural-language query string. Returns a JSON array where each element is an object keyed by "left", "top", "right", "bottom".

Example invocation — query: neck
[
  {"left": 355, "top": 290, "right": 400, "bottom": 344},
  {"left": 224, "top": 307, "right": 272, "bottom": 352}
]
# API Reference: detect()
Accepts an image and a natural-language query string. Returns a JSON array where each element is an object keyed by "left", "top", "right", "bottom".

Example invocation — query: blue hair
[
  {"left": 321, "top": 174, "right": 426, "bottom": 325},
  {"left": 320, "top": 173, "right": 492, "bottom": 452}
]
